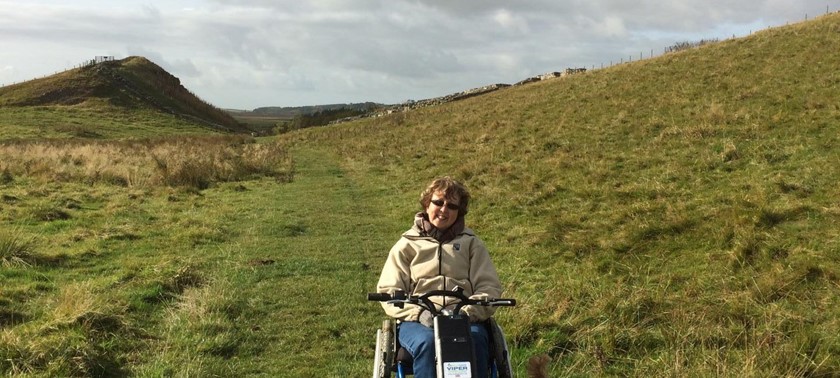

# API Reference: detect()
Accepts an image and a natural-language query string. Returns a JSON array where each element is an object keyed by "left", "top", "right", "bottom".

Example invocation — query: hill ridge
[{"left": 0, "top": 56, "right": 248, "bottom": 134}]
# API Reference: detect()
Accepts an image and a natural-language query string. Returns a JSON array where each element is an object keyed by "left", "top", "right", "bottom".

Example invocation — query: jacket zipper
[
  {"left": 437, "top": 241, "right": 447, "bottom": 309},
  {"left": 437, "top": 241, "right": 443, "bottom": 276}
]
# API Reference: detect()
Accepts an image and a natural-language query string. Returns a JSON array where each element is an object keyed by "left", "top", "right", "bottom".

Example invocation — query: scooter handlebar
[
  {"left": 367, "top": 293, "right": 392, "bottom": 302},
  {"left": 369, "top": 290, "right": 517, "bottom": 311},
  {"left": 487, "top": 298, "right": 516, "bottom": 307}
]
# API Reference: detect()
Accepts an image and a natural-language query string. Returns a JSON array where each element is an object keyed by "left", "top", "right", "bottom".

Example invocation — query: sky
[{"left": 0, "top": 1, "right": 835, "bottom": 110}]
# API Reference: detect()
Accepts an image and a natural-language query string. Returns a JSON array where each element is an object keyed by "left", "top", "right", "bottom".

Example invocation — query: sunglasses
[{"left": 431, "top": 199, "right": 460, "bottom": 211}]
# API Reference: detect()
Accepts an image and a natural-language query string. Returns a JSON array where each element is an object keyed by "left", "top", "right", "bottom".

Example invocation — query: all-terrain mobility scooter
[{"left": 367, "top": 287, "right": 516, "bottom": 378}]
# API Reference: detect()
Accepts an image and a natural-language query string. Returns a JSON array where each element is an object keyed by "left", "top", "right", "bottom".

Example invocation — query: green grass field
[
  {"left": 0, "top": 105, "right": 217, "bottom": 140},
  {"left": 2, "top": 11, "right": 840, "bottom": 377}
]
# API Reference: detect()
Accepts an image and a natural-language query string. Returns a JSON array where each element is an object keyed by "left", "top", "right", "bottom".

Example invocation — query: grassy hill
[
  {"left": 0, "top": 56, "right": 249, "bottom": 139},
  {"left": 1, "top": 12, "right": 839, "bottom": 377},
  {"left": 282, "top": 11, "right": 840, "bottom": 375}
]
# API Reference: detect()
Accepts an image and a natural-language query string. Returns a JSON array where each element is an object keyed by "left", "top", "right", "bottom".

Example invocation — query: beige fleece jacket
[{"left": 376, "top": 226, "right": 503, "bottom": 322}]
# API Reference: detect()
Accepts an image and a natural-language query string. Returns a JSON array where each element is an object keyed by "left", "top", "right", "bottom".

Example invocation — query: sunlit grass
[
  {"left": 281, "top": 12, "right": 840, "bottom": 376},
  {"left": 1, "top": 12, "right": 840, "bottom": 377},
  {"left": 0, "top": 135, "right": 293, "bottom": 190}
]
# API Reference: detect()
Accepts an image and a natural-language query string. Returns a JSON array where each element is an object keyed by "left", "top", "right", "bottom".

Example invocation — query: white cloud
[
  {"left": 493, "top": 9, "right": 531, "bottom": 33},
  {"left": 0, "top": 65, "right": 16, "bottom": 86},
  {"left": 590, "top": 15, "right": 628, "bottom": 38}
]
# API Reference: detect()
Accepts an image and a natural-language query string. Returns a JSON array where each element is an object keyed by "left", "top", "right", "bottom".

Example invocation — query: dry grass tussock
[
  {"left": 0, "top": 281, "right": 128, "bottom": 376},
  {"left": 0, "top": 135, "right": 292, "bottom": 189},
  {"left": 0, "top": 228, "right": 37, "bottom": 268},
  {"left": 2, "top": 262, "right": 215, "bottom": 377}
]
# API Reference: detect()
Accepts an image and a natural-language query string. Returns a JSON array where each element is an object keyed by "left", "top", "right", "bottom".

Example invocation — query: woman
[{"left": 376, "top": 176, "right": 503, "bottom": 378}]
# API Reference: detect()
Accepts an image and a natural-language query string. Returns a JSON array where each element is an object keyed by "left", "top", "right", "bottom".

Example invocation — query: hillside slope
[
  {"left": 285, "top": 12, "right": 840, "bottom": 376},
  {"left": 0, "top": 56, "right": 248, "bottom": 138}
]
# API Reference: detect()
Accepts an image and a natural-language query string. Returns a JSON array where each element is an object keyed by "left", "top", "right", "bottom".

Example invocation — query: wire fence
[{"left": 575, "top": 5, "right": 836, "bottom": 73}]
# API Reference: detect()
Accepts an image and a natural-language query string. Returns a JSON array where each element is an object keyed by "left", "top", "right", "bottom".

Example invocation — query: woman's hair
[{"left": 419, "top": 176, "right": 470, "bottom": 217}]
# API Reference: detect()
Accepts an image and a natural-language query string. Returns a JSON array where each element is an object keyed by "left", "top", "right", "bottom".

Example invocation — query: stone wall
[{"left": 331, "top": 67, "right": 587, "bottom": 124}]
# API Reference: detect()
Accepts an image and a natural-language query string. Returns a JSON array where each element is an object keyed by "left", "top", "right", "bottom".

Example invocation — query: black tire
[{"left": 488, "top": 318, "right": 513, "bottom": 378}]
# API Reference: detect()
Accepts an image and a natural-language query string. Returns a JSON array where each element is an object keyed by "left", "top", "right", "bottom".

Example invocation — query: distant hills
[
  {"left": 0, "top": 52, "right": 588, "bottom": 138},
  {"left": 229, "top": 103, "right": 383, "bottom": 119},
  {"left": 0, "top": 26, "right": 772, "bottom": 139}
]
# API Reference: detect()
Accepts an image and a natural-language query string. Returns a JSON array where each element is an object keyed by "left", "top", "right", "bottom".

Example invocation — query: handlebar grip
[
  {"left": 491, "top": 299, "right": 517, "bottom": 306},
  {"left": 367, "top": 293, "right": 392, "bottom": 302}
]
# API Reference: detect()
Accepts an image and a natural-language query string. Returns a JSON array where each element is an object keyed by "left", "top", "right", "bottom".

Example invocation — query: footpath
[{"left": 203, "top": 147, "right": 394, "bottom": 376}]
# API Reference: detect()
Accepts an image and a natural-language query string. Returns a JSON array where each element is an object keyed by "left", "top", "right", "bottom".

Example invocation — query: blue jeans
[{"left": 399, "top": 321, "right": 490, "bottom": 378}]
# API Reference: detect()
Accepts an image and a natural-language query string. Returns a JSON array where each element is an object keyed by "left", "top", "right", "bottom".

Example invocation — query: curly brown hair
[{"left": 419, "top": 176, "right": 470, "bottom": 217}]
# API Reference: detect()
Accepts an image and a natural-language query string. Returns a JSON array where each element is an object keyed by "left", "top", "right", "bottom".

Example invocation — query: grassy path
[
  {"left": 231, "top": 147, "right": 390, "bottom": 376},
  {"left": 139, "top": 147, "right": 399, "bottom": 376}
]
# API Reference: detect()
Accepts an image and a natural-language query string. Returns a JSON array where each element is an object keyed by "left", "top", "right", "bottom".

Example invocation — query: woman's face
[{"left": 426, "top": 191, "right": 460, "bottom": 230}]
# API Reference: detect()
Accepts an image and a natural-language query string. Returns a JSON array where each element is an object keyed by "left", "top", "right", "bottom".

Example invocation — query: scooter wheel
[{"left": 372, "top": 320, "right": 395, "bottom": 378}]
